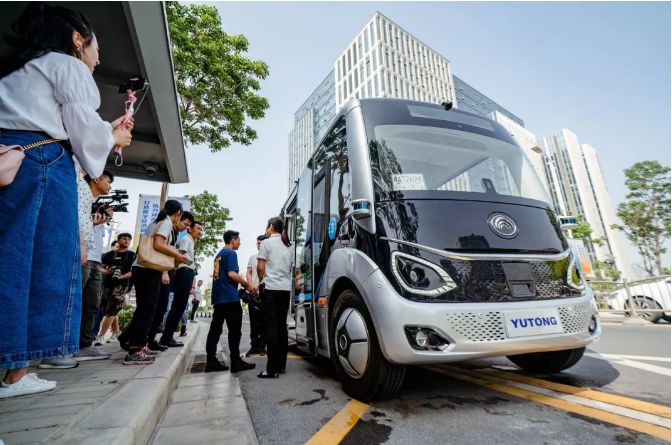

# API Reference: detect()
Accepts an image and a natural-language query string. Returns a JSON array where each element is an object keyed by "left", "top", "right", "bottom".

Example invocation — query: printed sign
[
  {"left": 567, "top": 238, "right": 592, "bottom": 275},
  {"left": 133, "top": 194, "right": 191, "bottom": 248},
  {"left": 504, "top": 308, "right": 563, "bottom": 338},
  {"left": 392, "top": 173, "right": 426, "bottom": 191}
]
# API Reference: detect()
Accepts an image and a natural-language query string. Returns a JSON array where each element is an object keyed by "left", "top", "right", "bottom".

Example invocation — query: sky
[{"left": 109, "top": 1, "right": 671, "bottom": 283}]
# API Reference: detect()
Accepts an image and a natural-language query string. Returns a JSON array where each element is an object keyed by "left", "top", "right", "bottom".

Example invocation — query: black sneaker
[
  {"left": 245, "top": 348, "right": 264, "bottom": 358},
  {"left": 231, "top": 359, "right": 256, "bottom": 373},
  {"left": 161, "top": 339, "right": 184, "bottom": 348},
  {"left": 148, "top": 341, "right": 168, "bottom": 352},
  {"left": 205, "top": 360, "right": 229, "bottom": 373},
  {"left": 123, "top": 351, "right": 155, "bottom": 365}
]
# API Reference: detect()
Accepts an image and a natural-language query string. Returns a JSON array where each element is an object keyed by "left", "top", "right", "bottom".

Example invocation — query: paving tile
[
  {"left": 152, "top": 417, "right": 258, "bottom": 445},
  {"left": 177, "top": 371, "right": 235, "bottom": 388},
  {"left": 170, "top": 381, "right": 242, "bottom": 403},
  {"left": 160, "top": 394, "right": 248, "bottom": 427},
  {"left": 0, "top": 425, "right": 61, "bottom": 445}
]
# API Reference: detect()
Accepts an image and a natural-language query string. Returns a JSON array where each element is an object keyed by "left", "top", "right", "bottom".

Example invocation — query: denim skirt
[{"left": 0, "top": 130, "right": 81, "bottom": 369}]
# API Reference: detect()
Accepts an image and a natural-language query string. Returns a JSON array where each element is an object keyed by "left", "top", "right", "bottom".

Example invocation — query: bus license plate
[{"left": 503, "top": 309, "right": 563, "bottom": 338}]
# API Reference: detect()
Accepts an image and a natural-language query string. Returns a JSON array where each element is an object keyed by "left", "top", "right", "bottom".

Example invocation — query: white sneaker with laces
[
  {"left": 94, "top": 335, "right": 104, "bottom": 346},
  {"left": 0, "top": 373, "right": 56, "bottom": 398},
  {"left": 107, "top": 332, "right": 119, "bottom": 343}
]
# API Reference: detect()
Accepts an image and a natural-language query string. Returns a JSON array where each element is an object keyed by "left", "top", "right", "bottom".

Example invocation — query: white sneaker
[
  {"left": 94, "top": 335, "right": 105, "bottom": 346},
  {"left": 107, "top": 332, "right": 119, "bottom": 344},
  {"left": 0, "top": 373, "right": 56, "bottom": 398}
]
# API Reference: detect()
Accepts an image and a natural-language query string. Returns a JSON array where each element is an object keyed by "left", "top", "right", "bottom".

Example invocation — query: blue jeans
[{"left": 0, "top": 130, "right": 81, "bottom": 369}]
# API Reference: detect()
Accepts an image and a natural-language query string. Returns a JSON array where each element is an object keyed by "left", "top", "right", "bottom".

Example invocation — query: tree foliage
[
  {"left": 189, "top": 191, "right": 231, "bottom": 268},
  {"left": 166, "top": 2, "right": 270, "bottom": 151},
  {"left": 612, "top": 161, "right": 670, "bottom": 277}
]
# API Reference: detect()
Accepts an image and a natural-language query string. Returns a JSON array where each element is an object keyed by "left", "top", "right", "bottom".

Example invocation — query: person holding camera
[
  {"left": 73, "top": 170, "right": 115, "bottom": 362},
  {"left": 205, "top": 231, "right": 256, "bottom": 373},
  {"left": 95, "top": 233, "right": 135, "bottom": 345},
  {"left": 118, "top": 200, "right": 189, "bottom": 365},
  {"left": 256, "top": 217, "right": 293, "bottom": 379},
  {"left": 245, "top": 234, "right": 269, "bottom": 357}
]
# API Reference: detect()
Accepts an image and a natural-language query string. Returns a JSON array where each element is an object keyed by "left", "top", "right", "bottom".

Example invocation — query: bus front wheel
[
  {"left": 507, "top": 347, "right": 585, "bottom": 374},
  {"left": 330, "top": 288, "right": 406, "bottom": 402}
]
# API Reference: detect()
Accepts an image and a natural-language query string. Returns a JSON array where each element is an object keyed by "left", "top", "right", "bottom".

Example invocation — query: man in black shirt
[{"left": 95, "top": 233, "right": 135, "bottom": 345}]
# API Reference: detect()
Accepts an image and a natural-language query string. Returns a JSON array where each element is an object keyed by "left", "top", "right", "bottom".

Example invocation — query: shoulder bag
[
  {"left": 0, "top": 138, "right": 63, "bottom": 187},
  {"left": 137, "top": 223, "right": 176, "bottom": 271}
]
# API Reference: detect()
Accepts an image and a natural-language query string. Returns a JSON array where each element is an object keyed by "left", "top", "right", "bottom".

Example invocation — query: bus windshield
[{"left": 370, "top": 124, "right": 551, "bottom": 204}]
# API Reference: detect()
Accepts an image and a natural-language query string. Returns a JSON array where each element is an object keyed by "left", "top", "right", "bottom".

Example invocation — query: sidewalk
[
  {"left": 150, "top": 319, "right": 258, "bottom": 445},
  {"left": 0, "top": 323, "right": 199, "bottom": 445}
]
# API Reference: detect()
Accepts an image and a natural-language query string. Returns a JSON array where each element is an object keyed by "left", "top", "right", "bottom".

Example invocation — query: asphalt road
[{"left": 210, "top": 314, "right": 671, "bottom": 445}]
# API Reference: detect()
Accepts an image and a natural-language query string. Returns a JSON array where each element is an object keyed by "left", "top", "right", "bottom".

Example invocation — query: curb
[{"left": 51, "top": 323, "right": 200, "bottom": 445}]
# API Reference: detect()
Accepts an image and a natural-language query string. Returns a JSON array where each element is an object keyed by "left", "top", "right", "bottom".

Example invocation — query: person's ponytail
[
  {"left": 281, "top": 230, "right": 291, "bottom": 247},
  {"left": 155, "top": 199, "right": 182, "bottom": 224},
  {"left": 268, "top": 216, "right": 291, "bottom": 247}
]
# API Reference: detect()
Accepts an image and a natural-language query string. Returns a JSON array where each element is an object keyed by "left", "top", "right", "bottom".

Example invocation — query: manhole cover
[{"left": 189, "top": 353, "right": 224, "bottom": 373}]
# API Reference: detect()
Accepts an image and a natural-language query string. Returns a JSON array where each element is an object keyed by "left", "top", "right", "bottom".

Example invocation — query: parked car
[{"left": 607, "top": 277, "right": 671, "bottom": 323}]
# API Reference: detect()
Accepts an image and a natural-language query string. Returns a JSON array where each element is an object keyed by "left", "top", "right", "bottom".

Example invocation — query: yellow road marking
[
  {"left": 428, "top": 366, "right": 671, "bottom": 441},
  {"left": 481, "top": 368, "right": 671, "bottom": 419},
  {"left": 304, "top": 399, "right": 370, "bottom": 445}
]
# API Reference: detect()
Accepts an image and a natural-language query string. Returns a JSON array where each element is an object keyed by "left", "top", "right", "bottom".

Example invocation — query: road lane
[{"left": 215, "top": 315, "right": 671, "bottom": 444}]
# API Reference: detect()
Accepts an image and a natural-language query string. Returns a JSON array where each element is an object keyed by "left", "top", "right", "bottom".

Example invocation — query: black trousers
[
  {"left": 119, "top": 266, "right": 162, "bottom": 349},
  {"left": 206, "top": 301, "right": 243, "bottom": 362},
  {"left": 189, "top": 299, "right": 200, "bottom": 321},
  {"left": 249, "top": 299, "right": 266, "bottom": 350},
  {"left": 261, "top": 290, "right": 291, "bottom": 374},
  {"left": 80, "top": 261, "right": 103, "bottom": 348},
  {"left": 160, "top": 268, "right": 196, "bottom": 344},
  {"left": 146, "top": 270, "right": 174, "bottom": 342}
]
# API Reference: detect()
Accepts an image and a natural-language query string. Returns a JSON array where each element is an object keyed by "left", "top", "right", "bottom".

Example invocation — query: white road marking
[
  {"left": 586, "top": 353, "right": 672, "bottom": 376},
  {"left": 586, "top": 353, "right": 671, "bottom": 363}
]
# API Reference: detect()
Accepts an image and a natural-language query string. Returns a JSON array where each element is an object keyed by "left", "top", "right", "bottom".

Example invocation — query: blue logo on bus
[{"left": 328, "top": 216, "right": 338, "bottom": 241}]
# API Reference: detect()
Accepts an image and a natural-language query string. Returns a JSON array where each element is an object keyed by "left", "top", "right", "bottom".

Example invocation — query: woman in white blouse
[{"left": 0, "top": 3, "right": 132, "bottom": 398}]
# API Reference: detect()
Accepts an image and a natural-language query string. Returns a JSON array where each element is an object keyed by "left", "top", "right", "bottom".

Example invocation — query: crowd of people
[{"left": 0, "top": 2, "right": 295, "bottom": 398}]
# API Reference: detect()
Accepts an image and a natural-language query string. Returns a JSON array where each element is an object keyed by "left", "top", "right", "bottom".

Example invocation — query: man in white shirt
[
  {"left": 159, "top": 216, "right": 202, "bottom": 347},
  {"left": 245, "top": 235, "right": 268, "bottom": 357},
  {"left": 74, "top": 170, "right": 115, "bottom": 362}
]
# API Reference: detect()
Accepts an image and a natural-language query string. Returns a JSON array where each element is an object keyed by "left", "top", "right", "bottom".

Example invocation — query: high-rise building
[
  {"left": 288, "top": 11, "right": 458, "bottom": 187},
  {"left": 454, "top": 76, "right": 524, "bottom": 127},
  {"left": 540, "top": 129, "right": 633, "bottom": 277}
]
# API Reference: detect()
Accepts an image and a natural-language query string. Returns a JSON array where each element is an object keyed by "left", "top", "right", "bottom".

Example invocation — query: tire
[
  {"left": 627, "top": 296, "right": 663, "bottom": 324},
  {"left": 507, "top": 347, "right": 585, "bottom": 374},
  {"left": 330, "top": 288, "right": 406, "bottom": 402},
  {"left": 662, "top": 314, "right": 670, "bottom": 323}
]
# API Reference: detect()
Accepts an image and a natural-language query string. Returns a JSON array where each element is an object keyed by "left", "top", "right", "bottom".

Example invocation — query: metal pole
[
  {"left": 623, "top": 278, "right": 639, "bottom": 318},
  {"left": 159, "top": 182, "right": 169, "bottom": 207}
]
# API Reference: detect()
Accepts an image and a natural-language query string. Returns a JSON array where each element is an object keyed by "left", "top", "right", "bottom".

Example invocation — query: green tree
[
  {"left": 592, "top": 260, "right": 622, "bottom": 281},
  {"left": 570, "top": 215, "right": 606, "bottom": 248},
  {"left": 612, "top": 161, "right": 671, "bottom": 277},
  {"left": 166, "top": 2, "right": 270, "bottom": 151},
  {"left": 189, "top": 191, "right": 231, "bottom": 268}
]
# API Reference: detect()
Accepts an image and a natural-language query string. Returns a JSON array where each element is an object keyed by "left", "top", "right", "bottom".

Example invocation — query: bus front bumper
[{"left": 361, "top": 269, "right": 600, "bottom": 365}]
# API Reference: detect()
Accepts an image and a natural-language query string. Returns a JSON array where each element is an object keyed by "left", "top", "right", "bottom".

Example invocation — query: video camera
[{"left": 92, "top": 189, "right": 129, "bottom": 216}]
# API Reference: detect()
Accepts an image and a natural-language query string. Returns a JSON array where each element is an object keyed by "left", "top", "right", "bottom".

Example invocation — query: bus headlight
[
  {"left": 391, "top": 251, "right": 457, "bottom": 297},
  {"left": 567, "top": 254, "right": 585, "bottom": 291}
]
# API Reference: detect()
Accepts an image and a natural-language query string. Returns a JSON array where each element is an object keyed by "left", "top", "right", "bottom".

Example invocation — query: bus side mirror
[{"left": 351, "top": 199, "right": 371, "bottom": 219}]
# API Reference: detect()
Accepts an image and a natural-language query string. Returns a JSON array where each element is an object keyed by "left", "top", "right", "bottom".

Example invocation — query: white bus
[{"left": 281, "top": 98, "right": 600, "bottom": 401}]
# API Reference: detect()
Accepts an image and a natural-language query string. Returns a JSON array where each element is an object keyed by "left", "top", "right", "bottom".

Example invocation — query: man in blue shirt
[{"left": 205, "top": 230, "right": 256, "bottom": 373}]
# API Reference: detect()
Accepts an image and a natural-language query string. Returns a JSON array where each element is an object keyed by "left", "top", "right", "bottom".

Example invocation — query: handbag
[
  {"left": 0, "top": 138, "right": 63, "bottom": 187},
  {"left": 137, "top": 223, "right": 176, "bottom": 271}
]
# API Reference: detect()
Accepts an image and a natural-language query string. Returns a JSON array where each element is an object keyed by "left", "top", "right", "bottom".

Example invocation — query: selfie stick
[{"left": 113, "top": 89, "right": 137, "bottom": 167}]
